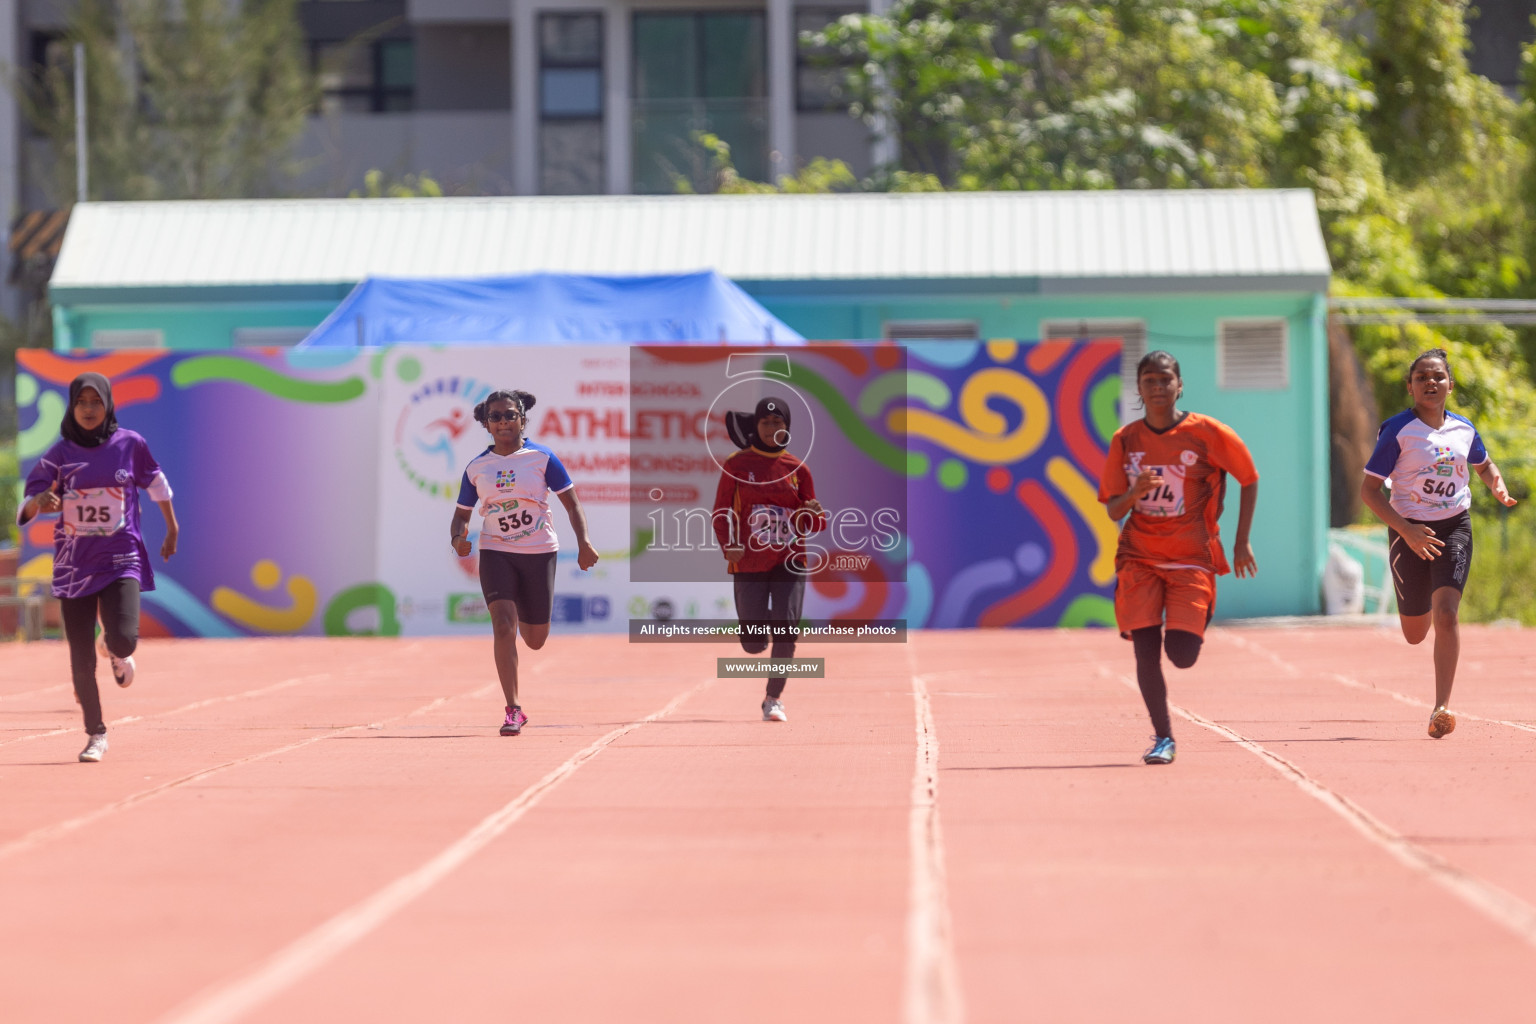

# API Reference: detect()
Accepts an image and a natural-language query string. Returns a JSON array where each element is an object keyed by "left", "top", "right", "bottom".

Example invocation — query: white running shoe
[
  {"left": 79, "top": 733, "right": 108, "bottom": 762},
  {"left": 761, "top": 697, "right": 788, "bottom": 722},
  {"left": 96, "top": 635, "right": 135, "bottom": 688}
]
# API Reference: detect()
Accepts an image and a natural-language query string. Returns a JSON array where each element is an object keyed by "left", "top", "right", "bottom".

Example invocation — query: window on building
[
  {"left": 883, "top": 320, "right": 980, "bottom": 341},
  {"left": 795, "top": 8, "right": 859, "bottom": 113},
  {"left": 25, "top": 31, "right": 70, "bottom": 136},
  {"left": 91, "top": 329, "right": 165, "bottom": 349},
  {"left": 632, "top": 12, "right": 767, "bottom": 193},
  {"left": 232, "top": 327, "right": 312, "bottom": 348},
  {"left": 314, "top": 37, "right": 415, "bottom": 113},
  {"left": 1041, "top": 318, "right": 1147, "bottom": 423},
  {"left": 29, "top": 30, "right": 69, "bottom": 74},
  {"left": 541, "top": 13, "right": 602, "bottom": 118},
  {"left": 1218, "top": 319, "right": 1288, "bottom": 389},
  {"left": 540, "top": 12, "right": 604, "bottom": 195}
]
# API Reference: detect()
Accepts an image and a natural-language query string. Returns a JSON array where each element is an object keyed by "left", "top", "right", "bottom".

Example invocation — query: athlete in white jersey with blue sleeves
[
  {"left": 1360, "top": 349, "right": 1516, "bottom": 739},
  {"left": 450, "top": 389, "right": 599, "bottom": 736}
]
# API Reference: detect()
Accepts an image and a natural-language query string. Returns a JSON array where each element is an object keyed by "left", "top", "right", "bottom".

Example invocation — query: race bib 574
[{"left": 1134, "top": 466, "right": 1187, "bottom": 517}]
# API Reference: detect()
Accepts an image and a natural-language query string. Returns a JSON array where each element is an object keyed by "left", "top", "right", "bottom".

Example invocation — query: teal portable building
[{"left": 48, "top": 190, "right": 1332, "bottom": 619}]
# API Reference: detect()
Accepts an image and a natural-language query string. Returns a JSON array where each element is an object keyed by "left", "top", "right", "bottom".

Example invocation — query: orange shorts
[{"left": 1114, "top": 562, "right": 1217, "bottom": 639}]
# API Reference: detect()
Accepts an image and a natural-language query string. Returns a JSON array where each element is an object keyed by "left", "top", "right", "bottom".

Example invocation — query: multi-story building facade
[
  {"left": 8, "top": 0, "right": 874, "bottom": 206},
  {"left": 0, "top": 0, "right": 875, "bottom": 317}
]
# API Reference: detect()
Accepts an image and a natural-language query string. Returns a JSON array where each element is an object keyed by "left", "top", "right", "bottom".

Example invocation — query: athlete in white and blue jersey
[
  {"left": 1360, "top": 349, "right": 1516, "bottom": 739},
  {"left": 458, "top": 438, "right": 572, "bottom": 555},
  {"left": 1365, "top": 409, "right": 1485, "bottom": 521},
  {"left": 449, "top": 389, "right": 599, "bottom": 736}
]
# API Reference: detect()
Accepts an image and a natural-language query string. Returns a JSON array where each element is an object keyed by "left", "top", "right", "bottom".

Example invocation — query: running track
[{"left": 2, "top": 626, "right": 1534, "bottom": 1024}]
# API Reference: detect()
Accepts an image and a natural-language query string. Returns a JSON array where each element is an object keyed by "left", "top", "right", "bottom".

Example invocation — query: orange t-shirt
[{"left": 1098, "top": 412, "right": 1259, "bottom": 575}]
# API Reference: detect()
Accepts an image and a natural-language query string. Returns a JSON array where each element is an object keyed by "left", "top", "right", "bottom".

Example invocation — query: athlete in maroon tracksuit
[{"left": 711, "top": 396, "right": 826, "bottom": 721}]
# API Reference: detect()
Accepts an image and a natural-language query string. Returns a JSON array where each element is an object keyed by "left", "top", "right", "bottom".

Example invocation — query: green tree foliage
[
  {"left": 676, "top": 132, "right": 942, "bottom": 194},
  {"left": 1, "top": 437, "right": 17, "bottom": 546},
  {"left": 1357, "top": 0, "right": 1481, "bottom": 185},
  {"left": 770, "top": 0, "right": 1536, "bottom": 607},
  {"left": 350, "top": 169, "right": 445, "bottom": 199},
  {"left": 13, "top": 0, "right": 313, "bottom": 202},
  {"left": 802, "top": 0, "right": 1536, "bottom": 503}
]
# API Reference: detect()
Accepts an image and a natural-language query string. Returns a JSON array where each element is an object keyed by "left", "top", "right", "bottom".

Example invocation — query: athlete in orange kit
[{"left": 1099, "top": 351, "right": 1260, "bottom": 765}]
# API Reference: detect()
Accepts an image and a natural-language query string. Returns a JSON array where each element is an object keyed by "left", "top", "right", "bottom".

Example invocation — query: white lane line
[
  {"left": 1218, "top": 632, "right": 1536, "bottom": 736},
  {"left": 0, "top": 683, "right": 71, "bottom": 702},
  {"left": 1101, "top": 666, "right": 1536, "bottom": 950},
  {"left": 156, "top": 679, "right": 712, "bottom": 1024},
  {"left": 0, "top": 685, "right": 495, "bottom": 864},
  {"left": 906, "top": 663, "right": 964, "bottom": 1024},
  {"left": 0, "top": 673, "right": 334, "bottom": 751}
]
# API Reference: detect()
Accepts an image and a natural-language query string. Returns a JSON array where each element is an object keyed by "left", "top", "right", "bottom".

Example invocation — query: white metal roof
[{"left": 51, "top": 189, "right": 1330, "bottom": 292}]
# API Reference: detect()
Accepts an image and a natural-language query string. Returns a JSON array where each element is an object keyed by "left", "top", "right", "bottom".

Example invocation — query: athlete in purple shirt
[{"left": 18, "top": 373, "right": 180, "bottom": 762}]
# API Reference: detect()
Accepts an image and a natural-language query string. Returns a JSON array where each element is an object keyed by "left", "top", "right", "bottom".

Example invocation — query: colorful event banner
[
  {"left": 15, "top": 340, "right": 1120, "bottom": 637},
  {"left": 626, "top": 346, "right": 910, "bottom": 589},
  {"left": 373, "top": 344, "right": 732, "bottom": 633}
]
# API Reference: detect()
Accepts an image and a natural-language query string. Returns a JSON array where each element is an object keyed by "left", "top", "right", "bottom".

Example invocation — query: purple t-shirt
[{"left": 22, "top": 429, "right": 164, "bottom": 598}]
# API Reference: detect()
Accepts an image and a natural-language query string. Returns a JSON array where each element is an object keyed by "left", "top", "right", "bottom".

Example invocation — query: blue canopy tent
[{"left": 295, "top": 270, "right": 803, "bottom": 347}]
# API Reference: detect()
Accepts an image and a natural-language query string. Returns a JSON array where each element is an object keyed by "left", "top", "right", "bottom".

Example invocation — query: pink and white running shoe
[{"left": 500, "top": 706, "right": 528, "bottom": 736}]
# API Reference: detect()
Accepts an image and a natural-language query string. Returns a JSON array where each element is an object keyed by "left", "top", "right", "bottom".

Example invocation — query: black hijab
[
  {"left": 60, "top": 372, "right": 118, "bottom": 448},
  {"left": 726, "top": 396, "right": 792, "bottom": 453}
]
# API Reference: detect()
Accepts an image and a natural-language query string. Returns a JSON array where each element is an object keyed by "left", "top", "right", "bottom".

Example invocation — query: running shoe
[
  {"left": 1428, "top": 706, "right": 1456, "bottom": 739},
  {"left": 761, "top": 697, "right": 788, "bottom": 722},
  {"left": 79, "top": 733, "right": 108, "bottom": 763},
  {"left": 96, "top": 634, "right": 135, "bottom": 688},
  {"left": 1142, "top": 736, "right": 1176, "bottom": 765},
  {"left": 500, "top": 706, "right": 528, "bottom": 736}
]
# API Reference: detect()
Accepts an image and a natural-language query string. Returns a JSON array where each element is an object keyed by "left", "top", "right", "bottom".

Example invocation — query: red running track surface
[{"left": 0, "top": 625, "right": 1533, "bottom": 1024}]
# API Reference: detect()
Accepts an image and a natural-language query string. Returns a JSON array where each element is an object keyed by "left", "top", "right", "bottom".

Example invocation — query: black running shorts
[
  {"left": 478, "top": 549, "right": 558, "bottom": 624},
  {"left": 1388, "top": 510, "right": 1472, "bottom": 617}
]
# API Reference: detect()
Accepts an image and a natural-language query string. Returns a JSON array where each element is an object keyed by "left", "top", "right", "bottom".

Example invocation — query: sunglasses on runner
[{"left": 486, "top": 410, "right": 522, "bottom": 422}]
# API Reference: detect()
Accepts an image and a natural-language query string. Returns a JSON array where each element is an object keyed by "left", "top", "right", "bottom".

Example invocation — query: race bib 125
[{"left": 62, "top": 487, "right": 127, "bottom": 537}]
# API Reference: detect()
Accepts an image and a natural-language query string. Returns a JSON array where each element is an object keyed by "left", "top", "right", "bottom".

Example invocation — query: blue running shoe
[{"left": 1142, "top": 736, "right": 1176, "bottom": 765}]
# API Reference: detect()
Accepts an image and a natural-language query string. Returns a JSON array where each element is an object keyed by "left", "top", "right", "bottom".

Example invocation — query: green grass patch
[
  {"left": 1464, "top": 504, "right": 1536, "bottom": 625},
  {"left": 0, "top": 439, "right": 17, "bottom": 548}
]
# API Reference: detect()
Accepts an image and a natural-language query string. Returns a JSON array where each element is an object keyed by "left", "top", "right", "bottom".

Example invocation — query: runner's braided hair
[{"left": 473, "top": 389, "right": 537, "bottom": 425}]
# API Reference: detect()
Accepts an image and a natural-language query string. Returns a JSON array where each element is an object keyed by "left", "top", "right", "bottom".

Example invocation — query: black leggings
[
  {"left": 734, "top": 564, "right": 805, "bottom": 699},
  {"left": 59, "top": 578, "right": 140, "bottom": 736},
  {"left": 1130, "top": 625, "right": 1203, "bottom": 739}
]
